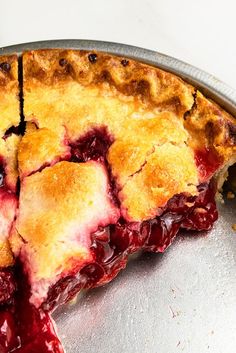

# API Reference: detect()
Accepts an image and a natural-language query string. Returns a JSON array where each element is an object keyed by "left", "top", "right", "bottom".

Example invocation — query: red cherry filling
[
  {"left": 13, "top": 305, "right": 63, "bottom": 353},
  {"left": 195, "top": 148, "right": 222, "bottom": 181},
  {"left": 0, "top": 311, "right": 19, "bottom": 352},
  {"left": 0, "top": 160, "right": 63, "bottom": 352},
  {"left": 43, "top": 130, "right": 219, "bottom": 311},
  {"left": 45, "top": 181, "right": 218, "bottom": 312},
  {"left": 70, "top": 128, "right": 120, "bottom": 207},
  {"left": 0, "top": 186, "right": 218, "bottom": 352},
  {"left": 0, "top": 130, "right": 221, "bottom": 352},
  {"left": 70, "top": 128, "right": 114, "bottom": 163},
  {"left": 0, "top": 266, "right": 64, "bottom": 353},
  {"left": 181, "top": 183, "right": 218, "bottom": 230},
  {"left": 0, "top": 270, "right": 16, "bottom": 305}
]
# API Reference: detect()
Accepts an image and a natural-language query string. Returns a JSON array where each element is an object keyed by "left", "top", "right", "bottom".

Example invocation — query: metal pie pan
[{"left": 1, "top": 40, "right": 236, "bottom": 353}]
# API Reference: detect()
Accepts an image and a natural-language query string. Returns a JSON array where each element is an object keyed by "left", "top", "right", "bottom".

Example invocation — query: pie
[{"left": 0, "top": 49, "right": 235, "bottom": 352}]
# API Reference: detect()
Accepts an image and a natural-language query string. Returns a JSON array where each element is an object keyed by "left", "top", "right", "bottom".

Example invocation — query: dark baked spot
[
  {"left": 0, "top": 62, "right": 11, "bottom": 73},
  {"left": 93, "top": 70, "right": 114, "bottom": 85},
  {"left": 205, "top": 121, "right": 215, "bottom": 144},
  {"left": 79, "top": 70, "right": 86, "bottom": 78},
  {"left": 100, "top": 70, "right": 112, "bottom": 82},
  {"left": 0, "top": 164, "right": 5, "bottom": 187},
  {"left": 228, "top": 122, "right": 236, "bottom": 135},
  {"left": 159, "top": 96, "right": 183, "bottom": 114},
  {"left": 88, "top": 53, "right": 97, "bottom": 63},
  {"left": 54, "top": 62, "right": 76, "bottom": 81},
  {"left": 227, "top": 121, "right": 236, "bottom": 144},
  {"left": 121, "top": 59, "right": 129, "bottom": 67},
  {"left": 206, "top": 119, "right": 236, "bottom": 146},
  {"left": 33, "top": 67, "right": 47, "bottom": 81},
  {"left": 136, "top": 80, "right": 150, "bottom": 95},
  {"left": 66, "top": 63, "right": 76, "bottom": 77},
  {"left": 59, "top": 58, "right": 68, "bottom": 67},
  {"left": 121, "top": 80, "right": 150, "bottom": 98}
]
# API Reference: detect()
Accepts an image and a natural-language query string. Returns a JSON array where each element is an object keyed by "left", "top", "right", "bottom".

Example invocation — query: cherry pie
[{"left": 0, "top": 49, "right": 235, "bottom": 352}]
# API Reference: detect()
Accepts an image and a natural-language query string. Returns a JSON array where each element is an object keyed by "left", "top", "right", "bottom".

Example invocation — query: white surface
[{"left": 1, "top": 0, "right": 236, "bottom": 88}]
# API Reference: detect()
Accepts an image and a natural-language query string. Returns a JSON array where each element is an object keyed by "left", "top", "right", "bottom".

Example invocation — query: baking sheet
[{"left": 1, "top": 40, "right": 236, "bottom": 353}]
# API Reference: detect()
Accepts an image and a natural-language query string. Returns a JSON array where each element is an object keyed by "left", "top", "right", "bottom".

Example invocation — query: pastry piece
[
  {"left": 0, "top": 55, "right": 19, "bottom": 135},
  {"left": 16, "top": 161, "right": 119, "bottom": 307},
  {"left": 0, "top": 50, "right": 235, "bottom": 353},
  {"left": 0, "top": 56, "right": 20, "bottom": 270},
  {"left": 18, "top": 122, "right": 71, "bottom": 177},
  {"left": 16, "top": 49, "right": 236, "bottom": 312},
  {"left": 0, "top": 55, "right": 22, "bottom": 353}
]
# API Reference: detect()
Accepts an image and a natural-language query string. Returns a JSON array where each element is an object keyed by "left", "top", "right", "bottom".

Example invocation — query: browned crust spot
[
  {"left": 184, "top": 91, "right": 236, "bottom": 159},
  {"left": 23, "top": 49, "right": 195, "bottom": 116},
  {"left": 22, "top": 49, "right": 236, "bottom": 165},
  {"left": 0, "top": 55, "right": 18, "bottom": 89}
]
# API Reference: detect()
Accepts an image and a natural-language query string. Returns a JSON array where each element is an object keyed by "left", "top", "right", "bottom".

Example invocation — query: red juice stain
[
  {"left": 0, "top": 129, "right": 220, "bottom": 352},
  {"left": 195, "top": 148, "right": 222, "bottom": 181},
  {"left": 0, "top": 266, "right": 64, "bottom": 353},
  {"left": 45, "top": 183, "right": 218, "bottom": 310}
]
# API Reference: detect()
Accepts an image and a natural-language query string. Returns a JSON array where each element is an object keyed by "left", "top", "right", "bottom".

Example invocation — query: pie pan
[{"left": 1, "top": 40, "right": 236, "bottom": 353}]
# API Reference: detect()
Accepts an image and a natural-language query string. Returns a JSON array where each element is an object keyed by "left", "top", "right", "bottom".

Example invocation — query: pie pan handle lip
[{"left": 1, "top": 39, "right": 236, "bottom": 117}]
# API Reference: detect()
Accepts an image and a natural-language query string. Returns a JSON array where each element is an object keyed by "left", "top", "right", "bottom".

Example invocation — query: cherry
[
  {"left": 0, "top": 311, "right": 19, "bottom": 352},
  {"left": 0, "top": 129, "right": 219, "bottom": 352},
  {"left": 70, "top": 128, "right": 113, "bottom": 163},
  {"left": 0, "top": 270, "right": 16, "bottom": 304}
]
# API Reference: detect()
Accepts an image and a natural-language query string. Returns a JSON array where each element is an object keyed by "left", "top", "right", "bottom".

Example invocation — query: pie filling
[
  {"left": 0, "top": 265, "right": 63, "bottom": 353},
  {"left": 0, "top": 49, "right": 235, "bottom": 353},
  {"left": 0, "top": 129, "right": 219, "bottom": 352}
]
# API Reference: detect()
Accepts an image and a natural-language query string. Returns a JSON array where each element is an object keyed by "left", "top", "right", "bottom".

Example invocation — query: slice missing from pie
[{"left": 0, "top": 49, "right": 235, "bottom": 352}]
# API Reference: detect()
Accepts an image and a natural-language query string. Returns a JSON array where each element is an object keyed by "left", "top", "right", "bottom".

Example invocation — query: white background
[{"left": 1, "top": 0, "right": 236, "bottom": 88}]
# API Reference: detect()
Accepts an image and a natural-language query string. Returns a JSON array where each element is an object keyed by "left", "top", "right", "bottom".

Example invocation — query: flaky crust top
[
  {"left": 15, "top": 161, "right": 120, "bottom": 306},
  {"left": 0, "top": 55, "right": 19, "bottom": 135},
  {"left": 0, "top": 48, "right": 233, "bottom": 307},
  {"left": 21, "top": 49, "right": 236, "bottom": 221},
  {"left": 0, "top": 55, "right": 20, "bottom": 268},
  {"left": 23, "top": 49, "right": 194, "bottom": 116}
]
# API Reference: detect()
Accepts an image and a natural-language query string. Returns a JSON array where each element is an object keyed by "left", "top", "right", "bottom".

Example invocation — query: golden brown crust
[
  {"left": 0, "top": 55, "right": 19, "bottom": 135},
  {"left": 0, "top": 54, "right": 20, "bottom": 191},
  {"left": 0, "top": 135, "right": 20, "bottom": 268},
  {"left": 21, "top": 49, "right": 236, "bottom": 222},
  {"left": 0, "top": 240, "right": 14, "bottom": 267},
  {"left": 2, "top": 134, "right": 21, "bottom": 191},
  {"left": 0, "top": 55, "right": 18, "bottom": 88},
  {"left": 1, "top": 48, "right": 234, "bottom": 304},
  {"left": 107, "top": 111, "right": 189, "bottom": 187},
  {"left": 0, "top": 55, "right": 20, "bottom": 268},
  {"left": 185, "top": 91, "right": 236, "bottom": 168},
  {"left": 119, "top": 143, "right": 198, "bottom": 221},
  {"left": 14, "top": 161, "right": 120, "bottom": 306},
  {"left": 185, "top": 91, "right": 236, "bottom": 147},
  {"left": 22, "top": 50, "right": 196, "bottom": 221},
  {"left": 18, "top": 123, "right": 70, "bottom": 177},
  {"left": 23, "top": 49, "right": 194, "bottom": 116}
]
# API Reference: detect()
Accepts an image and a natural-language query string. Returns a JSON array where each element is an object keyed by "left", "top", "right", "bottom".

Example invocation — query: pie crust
[{"left": 0, "top": 50, "right": 235, "bottom": 352}]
